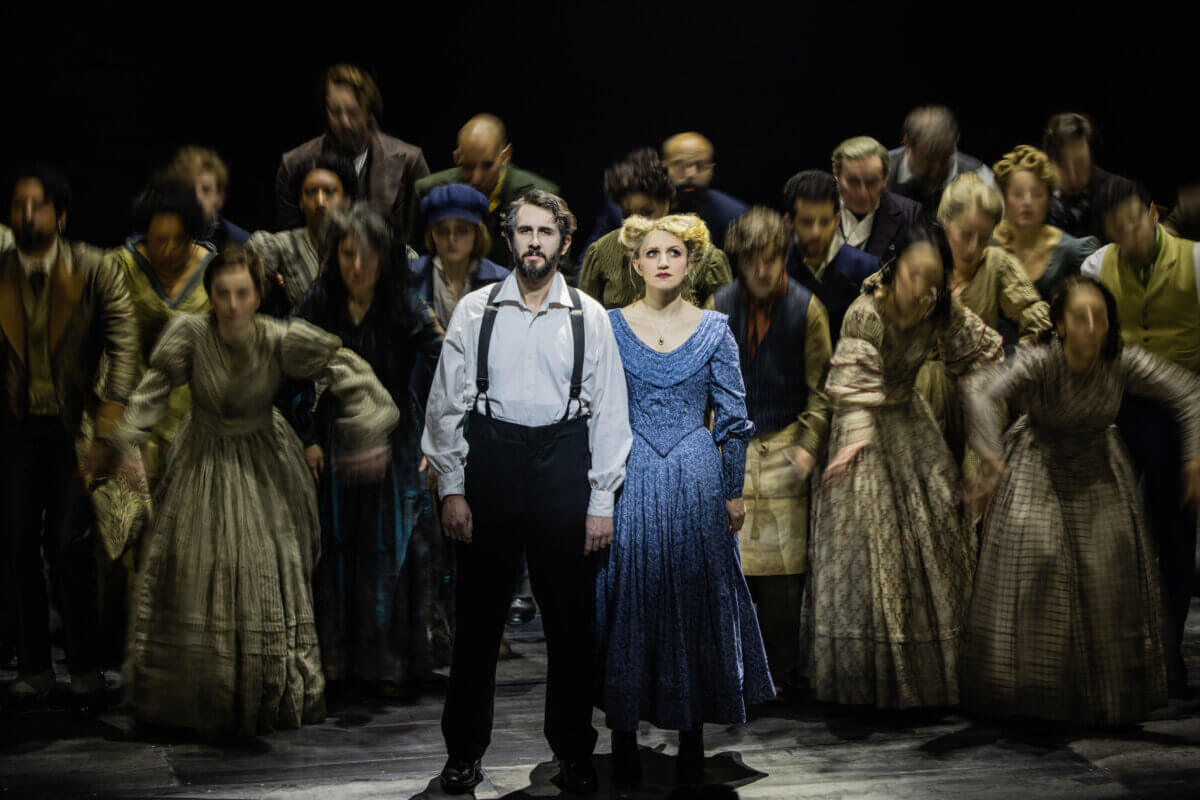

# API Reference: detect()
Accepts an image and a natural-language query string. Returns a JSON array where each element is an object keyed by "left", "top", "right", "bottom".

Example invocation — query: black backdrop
[{"left": 4, "top": 4, "right": 1194, "bottom": 251}]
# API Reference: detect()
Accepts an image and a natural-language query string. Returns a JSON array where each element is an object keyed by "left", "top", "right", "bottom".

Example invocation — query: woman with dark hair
[
  {"left": 807, "top": 224, "right": 1003, "bottom": 708},
  {"left": 959, "top": 275, "right": 1200, "bottom": 726},
  {"left": 108, "top": 172, "right": 217, "bottom": 481},
  {"left": 118, "top": 245, "right": 398, "bottom": 735},
  {"left": 290, "top": 203, "right": 444, "bottom": 696},
  {"left": 579, "top": 149, "right": 732, "bottom": 309}
]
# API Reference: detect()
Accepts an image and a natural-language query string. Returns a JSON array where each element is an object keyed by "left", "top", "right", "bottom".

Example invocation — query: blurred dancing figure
[
  {"left": 830, "top": 136, "right": 921, "bottom": 262},
  {"left": 0, "top": 164, "right": 138, "bottom": 716},
  {"left": 1044, "top": 113, "right": 1127, "bottom": 242},
  {"left": 961, "top": 275, "right": 1200, "bottom": 726},
  {"left": 290, "top": 204, "right": 443, "bottom": 695},
  {"left": 808, "top": 225, "right": 1001, "bottom": 708},
  {"left": 169, "top": 146, "right": 251, "bottom": 251},
  {"left": 886, "top": 105, "right": 995, "bottom": 216},
  {"left": 118, "top": 246, "right": 397, "bottom": 735}
]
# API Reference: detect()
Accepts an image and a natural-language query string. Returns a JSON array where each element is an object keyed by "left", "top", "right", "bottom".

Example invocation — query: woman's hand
[
  {"left": 822, "top": 440, "right": 871, "bottom": 484},
  {"left": 337, "top": 444, "right": 390, "bottom": 483},
  {"left": 965, "top": 450, "right": 1005, "bottom": 518},
  {"left": 784, "top": 446, "right": 817, "bottom": 483},
  {"left": 1183, "top": 458, "right": 1200, "bottom": 512},
  {"left": 726, "top": 497, "right": 746, "bottom": 533},
  {"left": 304, "top": 444, "right": 324, "bottom": 485}
]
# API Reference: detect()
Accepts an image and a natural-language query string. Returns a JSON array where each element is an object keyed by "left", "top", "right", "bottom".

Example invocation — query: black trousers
[
  {"left": 746, "top": 573, "right": 805, "bottom": 688},
  {"left": 1117, "top": 394, "right": 1197, "bottom": 682},
  {"left": 1, "top": 416, "right": 98, "bottom": 676},
  {"left": 442, "top": 411, "right": 597, "bottom": 762}
]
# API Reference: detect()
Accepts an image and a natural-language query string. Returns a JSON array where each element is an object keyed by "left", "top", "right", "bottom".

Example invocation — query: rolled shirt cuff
[
  {"left": 587, "top": 489, "right": 615, "bottom": 518},
  {"left": 436, "top": 467, "right": 466, "bottom": 500}
]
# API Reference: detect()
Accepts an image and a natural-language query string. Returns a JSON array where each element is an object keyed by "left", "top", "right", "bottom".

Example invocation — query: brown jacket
[
  {"left": 275, "top": 130, "right": 429, "bottom": 236},
  {"left": 0, "top": 241, "right": 138, "bottom": 443}
]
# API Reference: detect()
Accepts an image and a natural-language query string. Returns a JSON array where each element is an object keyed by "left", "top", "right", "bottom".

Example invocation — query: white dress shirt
[
  {"left": 422, "top": 271, "right": 632, "bottom": 517},
  {"left": 834, "top": 202, "right": 877, "bottom": 251}
]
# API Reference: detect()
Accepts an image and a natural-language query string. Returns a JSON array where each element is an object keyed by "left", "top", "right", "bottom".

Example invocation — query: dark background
[{"left": 3, "top": 4, "right": 1194, "bottom": 250}]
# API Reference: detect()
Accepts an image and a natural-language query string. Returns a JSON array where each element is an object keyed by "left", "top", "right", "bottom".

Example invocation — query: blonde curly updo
[
  {"left": 993, "top": 144, "right": 1059, "bottom": 193},
  {"left": 618, "top": 213, "right": 711, "bottom": 269}
]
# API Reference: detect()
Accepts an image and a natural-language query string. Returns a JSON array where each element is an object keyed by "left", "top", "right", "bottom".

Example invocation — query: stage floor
[{"left": 3, "top": 601, "right": 1200, "bottom": 799}]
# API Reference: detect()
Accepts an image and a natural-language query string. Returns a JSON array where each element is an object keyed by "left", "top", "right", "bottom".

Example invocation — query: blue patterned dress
[{"left": 596, "top": 309, "right": 774, "bottom": 731}]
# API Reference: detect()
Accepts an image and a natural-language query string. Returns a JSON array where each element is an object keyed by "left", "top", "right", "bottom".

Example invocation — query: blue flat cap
[{"left": 421, "top": 183, "right": 489, "bottom": 226}]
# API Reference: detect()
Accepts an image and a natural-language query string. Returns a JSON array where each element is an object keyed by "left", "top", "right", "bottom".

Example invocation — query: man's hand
[
  {"left": 305, "top": 444, "right": 324, "bottom": 485},
  {"left": 443, "top": 495, "right": 473, "bottom": 543},
  {"left": 584, "top": 514, "right": 613, "bottom": 555}
]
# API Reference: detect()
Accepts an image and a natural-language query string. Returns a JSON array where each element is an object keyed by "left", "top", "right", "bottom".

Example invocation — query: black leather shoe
[
  {"left": 506, "top": 596, "right": 536, "bottom": 626},
  {"left": 439, "top": 757, "right": 483, "bottom": 795},
  {"left": 558, "top": 757, "right": 597, "bottom": 794}
]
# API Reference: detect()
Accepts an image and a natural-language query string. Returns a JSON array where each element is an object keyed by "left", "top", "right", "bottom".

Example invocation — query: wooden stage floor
[{"left": 3, "top": 601, "right": 1200, "bottom": 799}]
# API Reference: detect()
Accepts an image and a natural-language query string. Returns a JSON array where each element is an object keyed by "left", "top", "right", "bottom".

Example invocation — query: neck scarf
[{"left": 739, "top": 271, "right": 788, "bottom": 359}]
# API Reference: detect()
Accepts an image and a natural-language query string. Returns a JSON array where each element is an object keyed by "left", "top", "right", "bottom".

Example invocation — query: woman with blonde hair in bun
[
  {"left": 992, "top": 144, "right": 1100, "bottom": 301},
  {"left": 594, "top": 213, "right": 772, "bottom": 788}
]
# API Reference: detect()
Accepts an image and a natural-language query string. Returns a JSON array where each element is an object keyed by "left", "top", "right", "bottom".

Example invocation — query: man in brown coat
[
  {"left": 0, "top": 164, "right": 138, "bottom": 716},
  {"left": 275, "top": 64, "right": 429, "bottom": 238}
]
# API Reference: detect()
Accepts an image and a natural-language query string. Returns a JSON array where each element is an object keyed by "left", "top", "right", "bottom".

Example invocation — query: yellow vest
[{"left": 1099, "top": 227, "right": 1200, "bottom": 372}]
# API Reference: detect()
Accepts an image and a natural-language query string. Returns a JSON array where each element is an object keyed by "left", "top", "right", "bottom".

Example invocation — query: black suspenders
[{"left": 473, "top": 282, "right": 587, "bottom": 421}]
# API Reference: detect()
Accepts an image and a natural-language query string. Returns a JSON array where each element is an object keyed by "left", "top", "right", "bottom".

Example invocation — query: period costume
[
  {"left": 833, "top": 190, "right": 923, "bottom": 263},
  {"left": 583, "top": 189, "right": 750, "bottom": 253},
  {"left": 0, "top": 240, "right": 137, "bottom": 688},
  {"left": 1083, "top": 228, "right": 1200, "bottom": 688},
  {"left": 276, "top": 130, "right": 429, "bottom": 236},
  {"left": 579, "top": 228, "right": 733, "bottom": 310},
  {"left": 204, "top": 214, "right": 250, "bottom": 252},
  {"left": 596, "top": 309, "right": 772, "bottom": 730},
  {"left": 994, "top": 230, "right": 1101, "bottom": 302},
  {"left": 960, "top": 342, "right": 1199, "bottom": 726},
  {"left": 120, "top": 313, "right": 398, "bottom": 735},
  {"left": 886, "top": 148, "right": 996, "bottom": 217},
  {"left": 808, "top": 293, "right": 1002, "bottom": 707},
  {"left": 409, "top": 165, "right": 558, "bottom": 266},
  {"left": 422, "top": 272, "right": 631, "bottom": 764},
  {"left": 713, "top": 276, "right": 832, "bottom": 687},
  {"left": 785, "top": 239, "right": 879, "bottom": 348},
  {"left": 291, "top": 283, "right": 443, "bottom": 688},
  {"left": 1049, "top": 166, "right": 1124, "bottom": 242},
  {"left": 108, "top": 236, "right": 217, "bottom": 481},
  {"left": 247, "top": 228, "right": 322, "bottom": 313}
]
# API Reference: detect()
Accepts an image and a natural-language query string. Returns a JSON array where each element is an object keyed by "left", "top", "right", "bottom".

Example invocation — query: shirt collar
[
  {"left": 495, "top": 269, "right": 571, "bottom": 311},
  {"left": 488, "top": 167, "right": 508, "bottom": 213},
  {"left": 896, "top": 151, "right": 960, "bottom": 188},
  {"left": 17, "top": 239, "right": 58, "bottom": 276}
]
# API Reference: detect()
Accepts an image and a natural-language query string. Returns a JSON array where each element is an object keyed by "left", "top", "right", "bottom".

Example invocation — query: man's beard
[
  {"left": 515, "top": 248, "right": 560, "bottom": 282},
  {"left": 674, "top": 183, "right": 702, "bottom": 210},
  {"left": 13, "top": 224, "right": 54, "bottom": 254}
]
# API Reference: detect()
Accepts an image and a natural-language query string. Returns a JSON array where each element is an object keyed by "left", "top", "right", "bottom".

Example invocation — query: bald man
[
  {"left": 409, "top": 114, "right": 559, "bottom": 266},
  {"left": 583, "top": 131, "right": 748, "bottom": 252},
  {"left": 276, "top": 64, "right": 429, "bottom": 236}
]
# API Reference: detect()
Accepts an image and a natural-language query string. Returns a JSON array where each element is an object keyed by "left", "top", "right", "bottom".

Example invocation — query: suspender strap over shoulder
[
  {"left": 474, "top": 282, "right": 505, "bottom": 414},
  {"left": 567, "top": 286, "right": 585, "bottom": 403}
]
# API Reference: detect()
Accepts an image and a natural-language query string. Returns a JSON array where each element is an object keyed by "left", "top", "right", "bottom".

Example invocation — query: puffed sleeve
[
  {"left": 709, "top": 325, "right": 756, "bottom": 499},
  {"left": 992, "top": 248, "right": 1051, "bottom": 345},
  {"left": 825, "top": 297, "right": 887, "bottom": 446},
  {"left": 963, "top": 345, "right": 1049, "bottom": 458},
  {"left": 279, "top": 319, "right": 400, "bottom": 452},
  {"left": 1120, "top": 346, "right": 1200, "bottom": 460},
  {"left": 938, "top": 298, "right": 1004, "bottom": 378},
  {"left": 92, "top": 246, "right": 140, "bottom": 440},
  {"left": 114, "top": 312, "right": 198, "bottom": 450},
  {"left": 692, "top": 244, "right": 734, "bottom": 308}
]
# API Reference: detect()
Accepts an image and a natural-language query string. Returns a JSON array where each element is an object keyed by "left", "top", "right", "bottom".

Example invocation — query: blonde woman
[
  {"left": 594, "top": 213, "right": 771, "bottom": 787},
  {"left": 992, "top": 145, "right": 1100, "bottom": 301}
]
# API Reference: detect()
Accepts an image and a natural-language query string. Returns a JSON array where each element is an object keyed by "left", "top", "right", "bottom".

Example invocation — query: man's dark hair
[
  {"left": 782, "top": 170, "right": 841, "bottom": 215},
  {"left": 1093, "top": 175, "right": 1153, "bottom": 227},
  {"left": 903, "top": 105, "right": 959, "bottom": 156},
  {"left": 131, "top": 170, "right": 208, "bottom": 240},
  {"left": 603, "top": 148, "right": 675, "bottom": 205},
  {"left": 1042, "top": 112, "right": 1103, "bottom": 162},
  {"left": 288, "top": 154, "right": 360, "bottom": 206},
  {"left": 8, "top": 162, "right": 72, "bottom": 217},
  {"left": 501, "top": 188, "right": 578, "bottom": 244}
]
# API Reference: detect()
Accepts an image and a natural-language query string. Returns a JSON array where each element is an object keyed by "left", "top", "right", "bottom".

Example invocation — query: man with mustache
[
  {"left": 0, "top": 164, "right": 137, "bottom": 716},
  {"left": 275, "top": 64, "right": 429, "bottom": 238},
  {"left": 423, "top": 189, "right": 631, "bottom": 795},
  {"left": 663, "top": 131, "right": 748, "bottom": 250}
]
